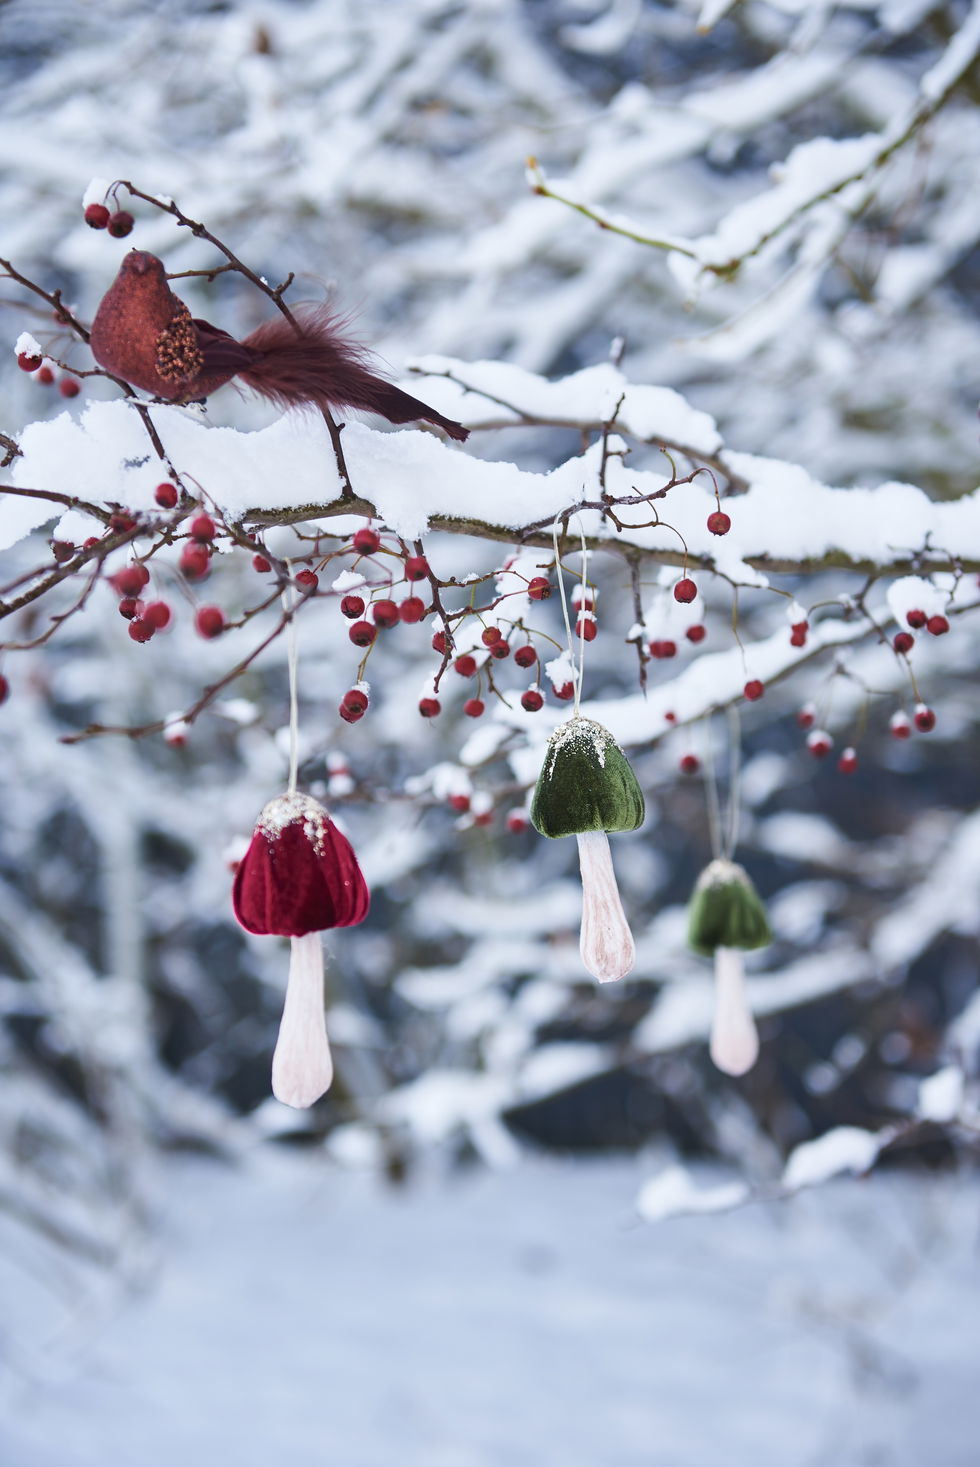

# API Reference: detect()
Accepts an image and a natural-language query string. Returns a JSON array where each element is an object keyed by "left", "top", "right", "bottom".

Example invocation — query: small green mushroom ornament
[
  {"left": 531, "top": 716, "right": 644, "bottom": 983},
  {"left": 687, "top": 858, "right": 771, "bottom": 1076}
]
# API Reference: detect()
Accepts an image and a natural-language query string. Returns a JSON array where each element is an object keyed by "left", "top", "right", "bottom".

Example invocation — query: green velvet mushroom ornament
[
  {"left": 531, "top": 715, "right": 644, "bottom": 983},
  {"left": 688, "top": 858, "right": 771, "bottom": 1076}
]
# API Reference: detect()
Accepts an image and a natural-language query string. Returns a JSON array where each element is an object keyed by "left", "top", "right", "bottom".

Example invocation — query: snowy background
[{"left": 1, "top": 1, "right": 980, "bottom": 1463}]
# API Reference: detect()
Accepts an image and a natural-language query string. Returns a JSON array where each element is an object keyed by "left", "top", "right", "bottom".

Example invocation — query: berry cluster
[
  {"left": 17, "top": 349, "right": 79, "bottom": 398},
  {"left": 332, "top": 532, "right": 585, "bottom": 723},
  {"left": 84, "top": 201, "right": 134, "bottom": 237},
  {"left": 95, "top": 492, "right": 238, "bottom": 652}
]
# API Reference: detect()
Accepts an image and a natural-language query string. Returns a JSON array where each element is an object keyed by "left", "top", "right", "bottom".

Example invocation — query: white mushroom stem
[
  {"left": 272, "top": 932, "right": 334, "bottom": 1108},
  {"left": 709, "top": 946, "right": 759, "bottom": 1077},
  {"left": 576, "top": 830, "right": 635, "bottom": 984}
]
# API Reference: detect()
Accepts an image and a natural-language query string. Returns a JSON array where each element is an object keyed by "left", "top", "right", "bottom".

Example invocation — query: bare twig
[{"left": 60, "top": 604, "right": 298, "bottom": 744}]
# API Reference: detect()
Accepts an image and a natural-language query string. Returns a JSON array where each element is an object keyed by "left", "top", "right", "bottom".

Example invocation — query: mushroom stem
[
  {"left": 576, "top": 830, "right": 635, "bottom": 983},
  {"left": 272, "top": 932, "right": 333, "bottom": 1107},
  {"left": 709, "top": 946, "right": 759, "bottom": 1076}
]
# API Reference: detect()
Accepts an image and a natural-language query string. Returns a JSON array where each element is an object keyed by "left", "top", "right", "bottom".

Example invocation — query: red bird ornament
[{"left": 89, "top": 250, "right": 468, "bottom": 440}]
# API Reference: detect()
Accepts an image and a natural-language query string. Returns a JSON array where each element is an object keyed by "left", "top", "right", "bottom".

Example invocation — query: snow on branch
[
  {"left": 528, "top": 2, "right": 980, "bottom": 347},
  {"left": 7, "top": 361, "right": 980, "bottom": 584}
]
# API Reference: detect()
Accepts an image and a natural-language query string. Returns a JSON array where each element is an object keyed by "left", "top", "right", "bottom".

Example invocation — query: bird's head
[{"left": 119, "top": 250, "right": 167, "bottom": 281}]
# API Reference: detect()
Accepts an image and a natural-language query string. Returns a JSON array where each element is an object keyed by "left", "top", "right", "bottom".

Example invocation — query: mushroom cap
[
  {"left": 233, "top": 792, "right": 369, "bottom": 936},
  {"left": 530, "top": 716, "right": 645, "bottom": 840},
  {"left": 687, "top": 858, "right": 771, "bottom": 957}
]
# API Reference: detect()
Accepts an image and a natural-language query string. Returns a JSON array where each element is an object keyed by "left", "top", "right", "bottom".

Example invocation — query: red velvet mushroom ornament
[{"left": 233, "top": 792, "right": 369, "bottom": 1108}]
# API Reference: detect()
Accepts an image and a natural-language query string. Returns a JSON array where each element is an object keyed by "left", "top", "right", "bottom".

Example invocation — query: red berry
[
  {"left": 111, "top": 564, "right": 150, "bottom": 597},
  {"left": 707, "top": 510, "right": 731, "bottom": 536},
  {"left": 448, "top": 794, "right": 471, "bottom": 813},
  {"left": 575, "top": 617, "right": 597, "bottom": 642},
  {"left": 51, "top": 540, "right": 73, "bottom": 563},
  {"left": 195, "top": 606, "right": 224, "bottom": 639},
  {"left": 664, "top": 711, "right": 677, "bottom": 724},
  {"left": 353, "top": 527, "right": 380, "bottom": 555},
  {"left": 190, "top": 513, "right": 215, "bottom": 542},
  {"left": 118, "top": 596, "right": 142, "bottom": 620},
  {"left": 404, "top": 555, "right": 429, "bottom": 581},
  {"left": 127, "top": 617, "right": 155, "bottom": 643},
  {"left": 372, "top": 599, "right": 398, "bottom": 629},
  {"left": 521, "top": 689, "right": 544, "bottom": 712},
  {"left": 791, "top": 621, "right": 809, "bottom": 636},
  {"left": 514, "top": 645, "right": 536, "bottom": 668},
  {"left": 488, "top": 639, "right": 510, "bottom": 660},
  {"left": 686, "top": 624, "right": 706, "bottom": 644},
  {"left": 83, "top": 537, "right": 100, "bottom": 549},
  {"left": 349, "top": 620, "right": 377, "bottom": 647},
  {"left": 252, "top": 554, "right": 272, "bottom": 573},
  {"left": 893, "top": 631, "right": 914, "bottom": 654},
  {"left": 527, "top": 576, "right": 551, "bottom": 600},
  {"left": 143, "top": 600, "right": 171, "bottom": 630},
  {"left": 296, "top": 569, "right": 319, "bottom": 593},
  {"left": 36, "top": 365, "right": 55, "bottom": 385},
  {"left": 554, "top": 681, "right": 575, "bottom": 701},
  {"left": 155, "top": 482, "right": 179, "bottom": 509},
  {"left": 797, "top": 703, "right": 816, "bottom": 729},
  {"left": 59, "top": 377, "right": 80, "bottom": 398},
  {"left": 648, "top": 640, "right": 677, "bottom": 659},
  {"left": 84, "top": 203, "right": 110, "bottom": 230},
  {"left": 341, "top": 595, "right": 365, "bottom": 619},
  {"left": 744, "top": 679, "right": 764, "bottom": 701},
  {"left": 107, "top": 210, "right": 134, "bottom": 238},
  {"left": 17, "top": 351, "right": 41, "bottom": 372},
  {"left": 180, "top": 543, "right": 210, "bottom": 579},
  {"left": 506, "top": 810, "right": 528, "bottom": 834},
  {"left": 399, "top": 596, "right": 426, "bottom": 623},
  {"left": 789, "top": 628, "right": 807, "bottom": 647},
  {"left": 926, "top": 614, "right": 949, "bottom": 636},
  {"left": 481, "top": 627, "right": 502, "bottom": 646},
  {"left": 464, "top": 698, "right": 485, "bottom": 717},
  {"left": 890, "top": 711, "right": 912, "bottom": 739},
  {"left": 341, "top": 688, "right": 369, "bottom": 717},
  {"left": 838, "top": 748, "right": 858, "bottom": 775},
  {"left": 419, "top": 697, "right": 441, "bottom": 718},
  {"left": 431, "top": 629, "right": 449, "bottom": 655},
  {"left": 914, "top": 704, "right": 936, "bottom": 732},
  {"left": 906, "top": 609, "right": 926, "bottom": 629},
  {"left": 0, "top": 674, "right": 8, "bottom": 704},
  {"left": 454, "top": 654, "right": 477, "bottom": 677},
  {"left": 679, "top": 754, "right": 700, "bottom": 775},
  {"left": 674, "top": 577, "right": 697, "bottom": 604},
  {"left": 806, "top": 729, "right": 833, "bottom": 757},
  {"left": 473, "top": 809, "right": 493, "bottom": 828}
]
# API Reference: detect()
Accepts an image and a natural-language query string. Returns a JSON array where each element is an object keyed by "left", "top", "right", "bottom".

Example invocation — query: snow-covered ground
[{"left": 0, "top": 1152, "right": 977, "bottom": 1467}]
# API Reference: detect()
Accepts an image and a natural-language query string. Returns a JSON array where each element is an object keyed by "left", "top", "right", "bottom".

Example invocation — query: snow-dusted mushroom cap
[
  {"left": 530, "top": 715, "right": 645, "bottom": 839},
  {"left": 687, "top": 857, "right": 771, "bottom": 957},
  {"left": 232, "top": 792, "right": 369, "bottom": 937}
]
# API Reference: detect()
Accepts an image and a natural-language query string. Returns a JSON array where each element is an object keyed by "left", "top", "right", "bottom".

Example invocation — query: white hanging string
[
  {"left": 551, "top": 516, "right": 590, "bottom": 716},
  {"left": 701, "top": 708, "right": 743, "bottom": 862},
  {"left": 724, "top": 704, "right": 742, "bottom": 860},
  {"left": 282, "top": 563, "right": 300, "bottom": 795},
  {"left": 701, "top": 717, "right": 724, "bottom": 862}
]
